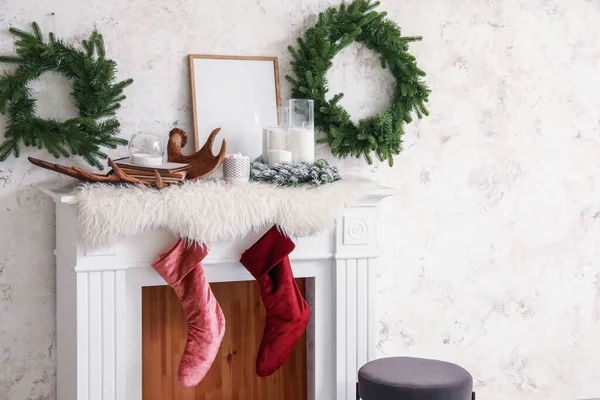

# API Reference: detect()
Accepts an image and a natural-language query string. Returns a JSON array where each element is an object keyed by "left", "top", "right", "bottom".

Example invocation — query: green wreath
[
  {"left": 286, "top": 0, "right": 430, "bottom": 166},
  {"left": 0, "top": 22, "right": 133, "bottom": 169}
]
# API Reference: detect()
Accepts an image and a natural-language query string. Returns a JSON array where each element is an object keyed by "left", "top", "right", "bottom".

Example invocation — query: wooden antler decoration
[
  {"left": 28, "top": 128, "right": 227, "bottom": 188},
  {"left": 167, "top": 127, "right": 226, "bottom": 180},
  {"left": 28, "top": 157, "right": 168, "bottom": 189}
]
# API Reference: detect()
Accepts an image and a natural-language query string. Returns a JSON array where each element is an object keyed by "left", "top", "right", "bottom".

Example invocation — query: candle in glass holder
[
  {"left": 266, "top": 126, "right": 292, "bottom": 165},
  {"left": 289, "top": 99, "right": 315, "bottom": 164},
  {"left": 129, "top": 133, "right": 165, "bottom": 166},
  {"left": 262, "top": 106, "right": 290, "bottom": 163}
]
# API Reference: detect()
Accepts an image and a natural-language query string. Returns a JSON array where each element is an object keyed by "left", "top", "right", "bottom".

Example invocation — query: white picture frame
[{"left": 189, "top": 55, "right": 281, "bottom": 159}]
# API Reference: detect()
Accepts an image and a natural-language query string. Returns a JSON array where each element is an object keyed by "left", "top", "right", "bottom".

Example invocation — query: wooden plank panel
[{"left": 142, "top": 279, "right": 307, "bottom": 400}]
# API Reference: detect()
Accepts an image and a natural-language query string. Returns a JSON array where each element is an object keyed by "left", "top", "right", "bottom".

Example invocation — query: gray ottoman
[{"left": 358, "top": 357, "right": 473, "bottom": 400}]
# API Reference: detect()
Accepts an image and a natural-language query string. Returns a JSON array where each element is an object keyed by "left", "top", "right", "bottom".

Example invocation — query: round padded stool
[{"left": 358, "top": 357, "right": 473, "bottom": 400}]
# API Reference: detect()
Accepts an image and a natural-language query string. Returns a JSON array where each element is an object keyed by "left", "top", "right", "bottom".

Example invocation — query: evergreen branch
[
  {"left": 0, "top": 21, "right": 133, "bottom": 168},
  {"left": 31, "top": 22, "right": 44, "bottom": 43},
  {"left": 250, "top": 158, "right": 341, "bottom": 187},
  {"left": 8, "top": 27, "right": 36, "bottom": 40},
  {"left": 95, "top": 33, "right": 106, "bottom": 59},
  {"left": 0, "top": 56, "right": 23, "bottom": 63},
  {"left": 0, "top": 139, "right": 19, "bottom": 160},
  {"left": 287, "top": 0, "right": 429, "bottom": 165}
]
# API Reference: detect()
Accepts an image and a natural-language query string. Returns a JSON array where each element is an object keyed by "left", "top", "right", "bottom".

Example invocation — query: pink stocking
[{"left": 152, "top": 239, "right": 226, "bottom": 388}]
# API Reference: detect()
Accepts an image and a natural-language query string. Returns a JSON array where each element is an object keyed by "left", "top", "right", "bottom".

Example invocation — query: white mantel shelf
[{"left": 40, "top": 180, "right": 395, "bottom": 400}]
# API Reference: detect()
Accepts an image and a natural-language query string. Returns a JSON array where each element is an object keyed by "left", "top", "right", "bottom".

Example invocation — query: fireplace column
[{"left": 334, "top": 192, "right": 387, "bottom": 400}]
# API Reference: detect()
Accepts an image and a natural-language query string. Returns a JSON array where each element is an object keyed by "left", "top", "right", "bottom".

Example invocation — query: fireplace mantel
[{"left": 39, "top": 181, "right": 394, "bottom": 400}]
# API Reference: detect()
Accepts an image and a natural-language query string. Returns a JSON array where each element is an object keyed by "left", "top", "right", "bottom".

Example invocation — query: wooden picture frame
[{"left": 189, "top": 55, "right": 281, "bottom": 158}]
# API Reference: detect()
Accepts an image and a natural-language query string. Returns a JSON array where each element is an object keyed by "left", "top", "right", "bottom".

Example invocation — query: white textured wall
[{"left": 1, "top": 0, "right": 600, "bottom": 399}]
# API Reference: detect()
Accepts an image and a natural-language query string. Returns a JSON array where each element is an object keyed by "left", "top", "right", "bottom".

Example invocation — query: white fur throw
[{"left": 76, "top": 178, "right": 377, "bottom": 247}]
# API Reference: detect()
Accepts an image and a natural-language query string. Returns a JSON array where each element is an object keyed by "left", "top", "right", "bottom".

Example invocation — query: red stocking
[
  {"left": 152, "top": 239, "right": 226, "bottom": 388},
  {"left": 240, "top": 226, "right": 310, "bottom": 377}
]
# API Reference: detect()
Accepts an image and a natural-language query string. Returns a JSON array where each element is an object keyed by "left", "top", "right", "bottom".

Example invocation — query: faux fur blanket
[{"left": 76, "top": 178, "right": 377, "bottom": 248}]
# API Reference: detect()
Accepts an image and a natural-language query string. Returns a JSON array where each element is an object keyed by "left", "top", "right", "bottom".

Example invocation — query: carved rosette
[{"left": 343, "top": 216, "right": 372, "bottom": 245}]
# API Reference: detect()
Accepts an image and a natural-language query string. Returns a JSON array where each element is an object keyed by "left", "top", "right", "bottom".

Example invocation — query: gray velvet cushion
[{"left": 358, "top": 357, "right": 473, "bottom": 400}]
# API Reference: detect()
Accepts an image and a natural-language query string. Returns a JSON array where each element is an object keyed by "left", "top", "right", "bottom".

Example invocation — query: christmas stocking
[
  {"left": 240, "top": 226, "right": 310, "bottom": 377},
  {"left": 152, "top": 239, "right": 225, "bottom": 388}
]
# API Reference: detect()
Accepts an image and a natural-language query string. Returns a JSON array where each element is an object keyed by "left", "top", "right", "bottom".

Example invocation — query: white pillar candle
[
  {"left": 291, "top": 128, "right": 315, "bottom": 164},
  {"left": 131, "top": 153, "right": 163, "bottom": 166},
  {"left": 267, "top": 150, "right": 293, "bottom": 165}
]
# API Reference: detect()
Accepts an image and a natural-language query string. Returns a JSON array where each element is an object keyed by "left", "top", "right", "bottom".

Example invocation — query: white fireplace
[{"left": 39, "top": 181, "right": 393, "bottom": 400}]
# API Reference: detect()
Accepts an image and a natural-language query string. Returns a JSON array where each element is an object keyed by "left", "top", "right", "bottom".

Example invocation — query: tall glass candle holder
[
  {"left": 289, "top": 99, "right": 315, "bottom": 164},
  {"left": 264, "top": 106, "right": 292, "bottom": 165}
]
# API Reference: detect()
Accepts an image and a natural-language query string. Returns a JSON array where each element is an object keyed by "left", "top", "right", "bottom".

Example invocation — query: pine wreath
[
  {"left": 286, "top": 0, "right": 430, "bottom": 166},
  {"left": 0, "top": 22, "right": 133, "bottom": 169}
]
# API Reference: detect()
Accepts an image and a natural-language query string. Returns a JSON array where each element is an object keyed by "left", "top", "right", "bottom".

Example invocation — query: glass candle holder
[
  {"left": 129, "top": 133, "right": 165, "bottom": 166},
  {"left": 289, "top": 99, "right": 315, "bottom": 164},
  {"left": 266, "top": 126, "right": 292, "bottom": 165},
  {"left": 263, "top": 106, "right": 293, "bottom": 165}
]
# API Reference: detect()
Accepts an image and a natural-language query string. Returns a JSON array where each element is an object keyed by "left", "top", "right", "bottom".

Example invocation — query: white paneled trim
[
  {"left": 75, "top": 273, "right": 89, "bottom": 400},
  {"left": 69, "top": 270, "right": 128, "bottom": 400},
  {"left": 335, "top": 260, "right": 348, "bottom": 400},
  {"left": 356, "top": 258, "right": 369, "bottom": 369},
  {"left": 85, "top": 245, "right": 119, "bottom": 257},
  {"left": 334, "top": 257, "right": 377, "bottom": 400}
]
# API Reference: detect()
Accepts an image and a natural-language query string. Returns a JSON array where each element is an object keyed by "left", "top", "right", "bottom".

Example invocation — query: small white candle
[
  {"left": 291, "top": 128, "right": 314, "bottom": 164},
  {"left": 131, "top": 153, "right": 163, "bottom": 166},
  {"left": 267, "top": 150, "right": 293, "bottom": 165},
  {"left": 223, "top": 155, "right": 250, "bottom": 184}
]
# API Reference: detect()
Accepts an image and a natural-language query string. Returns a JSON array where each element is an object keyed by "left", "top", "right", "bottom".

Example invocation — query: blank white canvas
[{"left": 191, "top": 57, "right": 279, "bottom": 159}]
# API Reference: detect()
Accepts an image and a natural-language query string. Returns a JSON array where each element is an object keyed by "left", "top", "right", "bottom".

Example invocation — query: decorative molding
[
  {"left": 343, "top": 216, "right": 372, "bottom": 245},
  {"left": 84, "top": 245, "right": 119, "bottom": 257}
]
